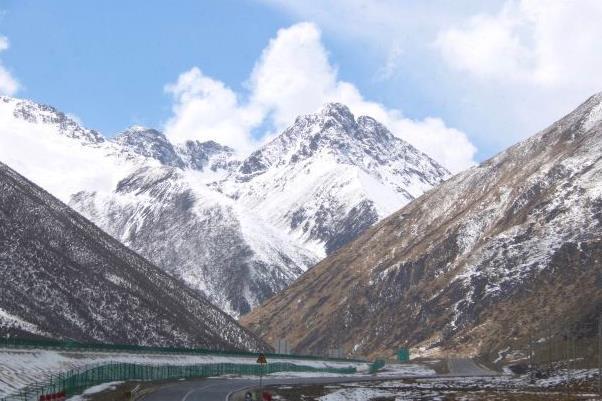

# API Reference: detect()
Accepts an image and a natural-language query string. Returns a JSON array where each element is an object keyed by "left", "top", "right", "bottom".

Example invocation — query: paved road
[
  {"left": 141, "top": 374, "right": 413, "bottom": 401},
  {"left": 446, "top": 358, "right": 499, "bottom": 376},
  {"left": 141, "top": 359, "right": 499, "bottom": 401}
]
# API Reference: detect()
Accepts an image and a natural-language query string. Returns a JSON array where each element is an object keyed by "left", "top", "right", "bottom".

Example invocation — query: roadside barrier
[
  {"left": 0, "top": 338, "right": 364, "bottom": 363},
  {"left": 0, "top": 361, "right": 357, "bottom": 401},
  {"left": 369, "top": 359, "right": 386, "bottom": 373}
]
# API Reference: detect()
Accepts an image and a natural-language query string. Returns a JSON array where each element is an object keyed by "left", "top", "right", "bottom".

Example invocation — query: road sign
[{"left": 257, "top": 353, "right": 267, "bottom": 364}]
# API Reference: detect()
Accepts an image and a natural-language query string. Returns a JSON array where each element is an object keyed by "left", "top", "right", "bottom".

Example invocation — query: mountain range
[
  {"left": 242, "top": 93, "right": 602, "bottom": 360},
  {"left": 0, "top": 96, "right": 449, "bottom": 316}
]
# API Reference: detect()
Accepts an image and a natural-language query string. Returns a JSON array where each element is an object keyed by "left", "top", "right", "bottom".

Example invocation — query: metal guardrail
[
  {"left": 0, "top": 361, "right": 357, "bottom": 401},
  {"left": 0, "top": 338, "right": 364, "bottom": 363}
]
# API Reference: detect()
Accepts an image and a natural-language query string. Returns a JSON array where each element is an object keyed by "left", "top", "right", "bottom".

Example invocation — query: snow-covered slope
[
  {"left": 0, "top": 161, "right": 267, "bottom": 351},
  {"left": 220, "top": 103, "right": 450, "bottom": 256},
  {"left": 0, "top": 97, "right": 144, "bottom": 200},
  {"left": 0, "top": 97, "right": 449, "bottom": 317},
  {"left": 71, "top": 166, "right": 316, "bottom": 316},
  {"left": 242, "top": 93, "right": 602, "bottom": 359}
]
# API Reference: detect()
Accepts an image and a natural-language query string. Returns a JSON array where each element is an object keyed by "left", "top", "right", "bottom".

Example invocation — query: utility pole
[
  {"left": 547, "top": 320, "right": 552, "bottom": 366},
  {"left": 529, "top": 330, "right": 534, "bottom": 384},
  {"left": 598, "top": 314, "right": 602, "bottom": 396},
  {"left": 259, "top": 365, "right": 263, "bottom": 397},
  {"left": 565, "top": 330, "right": 570, "bottom": 399}
]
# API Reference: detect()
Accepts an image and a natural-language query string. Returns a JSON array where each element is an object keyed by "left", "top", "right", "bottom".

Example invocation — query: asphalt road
[
  {"left": 141, "top": 374, "right": 412, "bottom": 401},
  {"left": 141, "top": 359, "right": 500, "bottom": 401},
  {"left": 446, "top": 358, "right": 499, "bottom": 376}
]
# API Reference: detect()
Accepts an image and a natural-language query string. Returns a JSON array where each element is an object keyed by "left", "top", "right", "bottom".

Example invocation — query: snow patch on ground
[
  {"left": 65, "top": 381, "right": 123, "bottom": 401},
  {"left": 318, "top": 387, "right": 395, "bottom": 401}
]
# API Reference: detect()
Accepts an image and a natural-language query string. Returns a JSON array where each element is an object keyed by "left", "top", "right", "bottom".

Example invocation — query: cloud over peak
[
  {"left": 0, "top": 36, "right": 19, "bottom": 96},
  {"left": 164, "top": 22, "right": 476, "bottom": 172}
]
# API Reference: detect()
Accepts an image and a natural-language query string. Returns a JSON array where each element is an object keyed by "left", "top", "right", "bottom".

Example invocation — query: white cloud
[
  {"left": 435, "top": 0, "right": 602, "bottom": 89},
  {"left": 0, "top": 36, "right": 19, "bottom": 96},
  {"left": 164, "top": 22, "right": 476, "bottom": 172},
  {"left": 375, "top": 45, "right": 404, "bottom": 81},
  {"left": 258, "top": 0, "right": 602, "bottom": 162},
  {"left": 164, "top": 68, "right": 262, "bottom": 154},
  {"left": 248, "top": 22, "right": 338, "bottom": 131}
]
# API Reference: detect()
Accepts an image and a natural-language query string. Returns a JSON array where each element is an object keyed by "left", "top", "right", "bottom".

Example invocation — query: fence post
[{"left": 598, "top": 313, "right": 602, "bottom": 396}]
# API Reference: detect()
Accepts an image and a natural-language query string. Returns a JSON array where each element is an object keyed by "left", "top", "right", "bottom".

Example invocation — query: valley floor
[{"left": 267, "top": 369, "right": 601, "bottom": 401}]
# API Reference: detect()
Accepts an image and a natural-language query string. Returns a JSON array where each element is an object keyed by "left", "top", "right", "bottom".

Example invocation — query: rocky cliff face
[
  {"left": 241, "top": 94, "right": 602, "bottom": 359},
  {"left": 0, "top": 161, "right": 267, "bottom": 351}
]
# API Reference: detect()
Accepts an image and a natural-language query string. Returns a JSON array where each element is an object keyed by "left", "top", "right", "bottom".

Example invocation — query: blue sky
[
  {"left": 1, "top": 0, "right": 601, "bottom": 172},
  {"left": 0, "top": 0, "right": 288, "bottom": 134}
]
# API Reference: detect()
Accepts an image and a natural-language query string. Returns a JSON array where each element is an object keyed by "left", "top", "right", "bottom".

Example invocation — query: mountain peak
[
  {"left": 0, "top": 96, "right": 105, "bottom": 144},
  {"left": 176, "top": 139, "right": 239, "bottom": 172},
  {"left": 114, "top": 126, "right": 184, "bottom": 168},
  {"left": 318, "top": 102, "right": 355, "bottom": 121},
  {"left": 122, "top": 125, "right": 160, "bottom": 134},
  {"left": 239, "top": 103, "right": 449, "bottom": 182}
]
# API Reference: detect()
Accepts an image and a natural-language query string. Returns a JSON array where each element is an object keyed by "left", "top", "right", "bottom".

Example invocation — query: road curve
[{"left": 140, "top": 374, "right": 415, "bottom": 401}]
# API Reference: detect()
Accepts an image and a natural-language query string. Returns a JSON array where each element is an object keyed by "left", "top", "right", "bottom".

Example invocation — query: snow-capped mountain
[
  {"left": 0, "top": 96, "right": 449, "bottom": 317},
  {"left": 219, "top": 103, "right": 450, "bottom": 256},
  {"left": 113, "top": 125, "right": 240, "bottom": 175},
  {"left": 242, "top": 93, "right": 602, "bottom": 359},
  {"left": 70, "top": 165, "right": 316, "bottom": 316},
  {"left": 176, "top": 139, "right": 240, "bottom": 174},
  {"left": 0, "top": 161, "right": 266, "bottom": 351},
  {"left": 113, "top": 125, "right": 186, "bottom": 168}
]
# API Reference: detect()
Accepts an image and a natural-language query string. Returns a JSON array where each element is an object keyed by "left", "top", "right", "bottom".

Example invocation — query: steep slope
[
  {"left": 242, "top": 93, "right": 602, "bottom": 359},
  {"left": 70, "top": 166, "right": 316, "bottom": 316},
  {"left": 220, "top": 103, "right": 450, "bottom": 256},
  {"left": 0, "top": 161, "right": 266, "bottom": 350}
]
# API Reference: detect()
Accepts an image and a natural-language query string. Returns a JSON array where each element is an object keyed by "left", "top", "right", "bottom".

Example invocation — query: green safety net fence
[
  {"left": 0, "top": 361, "right": 357, "bottom": 401},
  {"left": 369, "top": 359, "right": 386, "bottom": 374},
  {"left": 0, "top": 338, "right": 364, "bottom": 363}
]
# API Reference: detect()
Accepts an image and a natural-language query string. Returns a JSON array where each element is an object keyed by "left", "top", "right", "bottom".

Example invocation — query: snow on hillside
[
  {"left": 71, "top": 166, "right": 317, "bottom": 317},
  {"left": 0, "top": 97, "right": 145, "bottom": 201}
]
